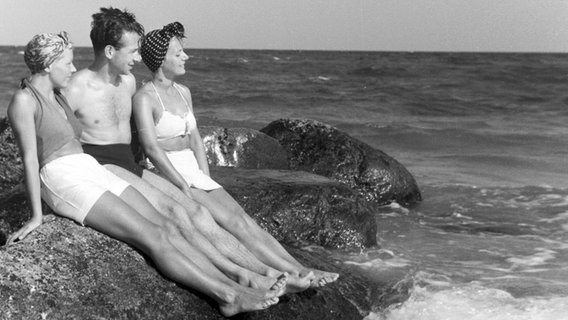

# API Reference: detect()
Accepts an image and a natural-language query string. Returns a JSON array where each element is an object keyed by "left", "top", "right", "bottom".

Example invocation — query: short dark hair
[{"left": 90, "top": 7, "right": 144, "bottom": 52}]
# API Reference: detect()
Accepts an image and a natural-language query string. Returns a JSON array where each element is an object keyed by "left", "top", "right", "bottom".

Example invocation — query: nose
[
  {"left": 134, "top": 51, "right": 142, "bottom": 63},
  {"left": 70, "top": 63, "right": 77, "bottom": 73}
]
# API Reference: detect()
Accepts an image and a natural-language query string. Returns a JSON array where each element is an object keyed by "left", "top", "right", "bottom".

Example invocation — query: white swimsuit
[{"left": 150, "top": 82, "right": 221, "bottom": 190}]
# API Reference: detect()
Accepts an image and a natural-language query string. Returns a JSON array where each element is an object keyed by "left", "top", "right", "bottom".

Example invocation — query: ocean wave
[{"left": 375, "top": 284, "right": 568, "bottom": 320}]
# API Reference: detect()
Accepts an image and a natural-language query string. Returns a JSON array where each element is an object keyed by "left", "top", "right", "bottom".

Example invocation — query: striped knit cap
[{"left": 140, "top": 22, "right": 185, "bottom": 72}]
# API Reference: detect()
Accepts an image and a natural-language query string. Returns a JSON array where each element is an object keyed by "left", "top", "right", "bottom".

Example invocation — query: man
[
  {"left": 65, "top": 7, "right": 316, "bottom": 292},
  {"left": 67, "top": 7, "right": 335, "bottom": 290},
  {"left": 65, "top": 7, "right": 303, "bottom": 292}
]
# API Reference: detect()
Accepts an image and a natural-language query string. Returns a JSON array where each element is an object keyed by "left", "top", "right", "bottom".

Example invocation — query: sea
[{"left": 2, "top": 46, "right": 568, "bottom": 319}]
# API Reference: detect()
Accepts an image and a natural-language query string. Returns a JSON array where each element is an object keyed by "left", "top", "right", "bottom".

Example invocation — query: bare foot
[
  {"left": 271, "top": 273, "right": 288, "bottom": 292},
  {"left": 218, "top": 289, "right": 280, "bottom": 317},
  {"left": 310, "top": 270, "right": 339, "bottom": 288},
  {"left": 285, "top": 270, "right": 314, "bottom": 293},
  {"left": 242, "top": 272, "right": 288, "bottom": 294}
]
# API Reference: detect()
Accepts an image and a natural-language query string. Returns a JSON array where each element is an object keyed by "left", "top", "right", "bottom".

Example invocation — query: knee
[
  {"left": 166, "top": 203, "right": 194, "bottom": 228},
  {"left": 224, "top": 214, "right": 253, "bottom": 234},
  {"left": 141, "top": 223, "right": 176, "bottom": 255},
  {"left": 160, "top": 218, "right": 177, "bottom": 234},
  {"left": 189, "top": 205, "right": 217, "bottom": 231}
]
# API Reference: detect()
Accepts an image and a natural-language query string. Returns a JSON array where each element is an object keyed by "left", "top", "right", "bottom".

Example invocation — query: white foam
[
  {"left": 506, "top": 248, "right": 557, "bottom": 268},
  {"left": 370, "top": 285, "right": 568, "bottom": 320}
]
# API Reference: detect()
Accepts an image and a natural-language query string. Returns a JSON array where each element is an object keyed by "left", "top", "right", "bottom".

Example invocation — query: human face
[
  {"left": 161, "top": 37, "right": 188, "bottom": 78},
  {"left": 110, "top": 31, "right": 141, "bottom": 75},
  {"left": 47, "top": 48, "right": 76, "bottom": 88}
]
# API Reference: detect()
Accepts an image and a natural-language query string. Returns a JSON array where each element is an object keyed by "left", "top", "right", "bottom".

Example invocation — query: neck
[
  {"left": 29, "top": 74, "right": 56, "bottom": 99},
  {"left": 151, "top": 72, "right": 175, "bottom": 90},
  {"left": 89, "top": 56, "right": 122, "bottom": 85}
]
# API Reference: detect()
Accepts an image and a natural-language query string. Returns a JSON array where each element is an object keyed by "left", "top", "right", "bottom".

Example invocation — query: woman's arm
[
  {"left": 188, "top": 126, "right": 210, "bottom": 176},
  {"left": 5, "top": 91, "right": 43, "bottom": 245},
  {"left": 132, "top": 90, "right": 193, "bottom": 197},
  {"left": 182, "top": 87, "right": 210, "bottom": 176}
]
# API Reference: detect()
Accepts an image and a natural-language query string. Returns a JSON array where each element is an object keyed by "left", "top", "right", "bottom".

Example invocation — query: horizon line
[{"left": 0, "top": 44, "right": 566, "bottom": 55}]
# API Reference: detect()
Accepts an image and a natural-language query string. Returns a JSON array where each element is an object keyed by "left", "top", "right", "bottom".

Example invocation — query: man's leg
[
  {"left": 104, "top": 164, "right": 284, "bottom": 289},
  {"left": 84, "top": 188, "right": 284, "bottom": 317},
  {"left": 137, "top": 168, "right": 286, "bottom": 274}
]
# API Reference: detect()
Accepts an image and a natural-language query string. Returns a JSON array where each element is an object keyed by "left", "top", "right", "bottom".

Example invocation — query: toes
[
  {"left": 262, "top": 297, "right": 279, "bottom": 308},
  {"left": 271, "top": 273, "right": 288, "bottom": 291}
]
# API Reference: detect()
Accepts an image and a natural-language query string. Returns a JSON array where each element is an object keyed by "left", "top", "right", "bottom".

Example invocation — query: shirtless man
[{"left": 65, "top": 7, "right": 314, "bottom": 292}]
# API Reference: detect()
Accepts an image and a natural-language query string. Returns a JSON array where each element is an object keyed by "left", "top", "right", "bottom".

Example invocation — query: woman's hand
[{"left": 5, "top": 216, "right": 42, "bottom": 246}]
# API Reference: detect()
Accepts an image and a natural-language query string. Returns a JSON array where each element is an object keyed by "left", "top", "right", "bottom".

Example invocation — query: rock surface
[
  {"left": 260, "top": 119, "right": 422, "bottom": 206},
  {"left": 0, "top": 213, "right": 388, "bottom": 320},
  {"left": 200, "top": 126, "right": 289, "bottom": 169},
  {"left": 212, "top": 167, "right": 377, "bottom": 250}
]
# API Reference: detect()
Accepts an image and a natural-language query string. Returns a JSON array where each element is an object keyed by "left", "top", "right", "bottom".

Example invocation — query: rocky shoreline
[{"left": 0, "top": 118, "right": 420, "bottom": 319}]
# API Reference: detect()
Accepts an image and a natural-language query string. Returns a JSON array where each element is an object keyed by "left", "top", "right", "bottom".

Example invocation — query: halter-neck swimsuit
[
  {"left": 152, "top": 82, "right": 197, "bottom": 141},
  {"left": 148, "top": 81, "right": 221, "bottom": 191}
]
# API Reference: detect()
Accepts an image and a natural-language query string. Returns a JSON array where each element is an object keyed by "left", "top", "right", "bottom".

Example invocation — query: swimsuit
[
  {"left": 82, "top": 143, "right": 144, "bottom": 177},
  {"left": 21, "top": 79, "right": 129, "bottom": 224},
  {"left": 152, "top": 82, "right": 197, "bottom": 141},
  {"left": 22, "top": 78, "right": 82, "bottom": 167},
  {"left": 149, "top": 82, "right": 221, "bottom": 190}
]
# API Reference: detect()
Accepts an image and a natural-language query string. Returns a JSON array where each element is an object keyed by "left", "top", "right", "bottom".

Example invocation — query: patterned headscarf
[
  {"left": 140, "top": 22, "right": 185, "bottom": 72},
  {"left": 24, "top": 32, "right": 73, "bottom": 74}
]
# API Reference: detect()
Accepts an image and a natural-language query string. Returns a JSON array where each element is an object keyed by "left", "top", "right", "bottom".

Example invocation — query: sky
[{"left": 1, "top": 0, "right": 567, "bottom": 52}]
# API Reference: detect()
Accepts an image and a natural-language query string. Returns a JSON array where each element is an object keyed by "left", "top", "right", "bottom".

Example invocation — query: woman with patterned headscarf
[
  {"left": 7, "top": 31, "right": 284, "bottom": 317},
  {"left": 135, "top": 22, "right": 339, "bottom": 289}
]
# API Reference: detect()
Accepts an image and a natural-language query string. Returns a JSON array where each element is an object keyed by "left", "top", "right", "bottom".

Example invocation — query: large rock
[
  {"left": 260, "top": 119, "right": 422, "bottom": 206},
  {"left": 0, "top": 118, "right": 22, "bottom": 192},
  {"left": 212, "top": 167, "right": 377, "bottom": 250},
  {"left": 200, "top": 126, "right": 288, "bottom": 169},
  {"left": 0, "top": 212, "right": 393, "bottom": 320}
]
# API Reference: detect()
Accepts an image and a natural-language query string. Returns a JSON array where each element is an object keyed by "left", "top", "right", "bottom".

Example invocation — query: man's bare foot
[
  {"left": 310, "top": 270, "right": 339, "bottom": 288},
  {"left": 241, "top": 272, "right": 288, "bottom": 295},
  {"left": 285, "top": 270, "right": 314, "bottom": 293},
  {"left": 218, "top": 289, "right": 280, "bottom": 317}
]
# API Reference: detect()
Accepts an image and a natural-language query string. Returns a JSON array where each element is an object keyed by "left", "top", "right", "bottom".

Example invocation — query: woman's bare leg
[
  {"left": 105, "top": 165, "right": 283, "bottom": 288},
  {"left": 83, "top": 188, "right": 284, "bottom": 316},
  {"left": 191, "top": 187, "right": 339, "bottom": 288}
]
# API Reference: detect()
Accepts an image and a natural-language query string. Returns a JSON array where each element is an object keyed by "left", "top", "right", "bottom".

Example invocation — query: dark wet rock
[
  {"left": 0, "top": 119, "right": 22, "bottom": 192},
  {"left": 200, "top": 126, "right": 289, "bottom": 169},
  {"left": 260, "top": 119, "right": 422, "bottom": 206},
  {"left": 0, "top": 203, "right": 411, "bottom": 320},
  {"left": 212, "top": 167, "right": 377, "bottom": 250},
  {"left": 0, "top": 214, "right": 386, "bottom": 320}
]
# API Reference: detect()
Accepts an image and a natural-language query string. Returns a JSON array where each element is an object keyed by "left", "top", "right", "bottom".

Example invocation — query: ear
[{"left": 104, "top": 45, "right": 115, "bottom": 59}]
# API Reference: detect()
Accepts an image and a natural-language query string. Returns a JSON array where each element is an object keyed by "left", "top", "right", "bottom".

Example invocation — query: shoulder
[
  {"left": 121, "top": 74, "right": 137, "bottom": 93},
  {"left": 133, "top": 82, "right": 156, "bottom": 103},
  {"left": 8, "top": 89, "right": 37, "bottom": 121},
  {"left": 10, "top": 89, "right": 37, "bottom": 110},
  {"left": 175, "top": 83, "right": 191, "bottom": 96},
  {"left": 175, "top": 83, "right": 193, "bottom": 105},
  {"left": 133, "top": 83, "right": 158, "bottom": 111},
  {"left": 65, "top": 69, "right": 92, "bottom": 97},
  {"left": 68, "top": 69, "right": 92, "bottom": 87}
]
